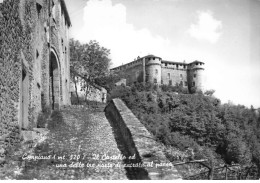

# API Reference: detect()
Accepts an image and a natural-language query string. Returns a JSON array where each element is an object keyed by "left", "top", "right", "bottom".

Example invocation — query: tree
[
  {"left": 95, "top": 74, "right": 117, "bottom": 93},
  {"left": 69, "top": 39, "right": 111, "bottom": 103},
  {"left": 80, "top": 40, "right": 111, "bottom": 83},
  {"left": 70, "top": 39, "right": 83, "bottom": 104}
]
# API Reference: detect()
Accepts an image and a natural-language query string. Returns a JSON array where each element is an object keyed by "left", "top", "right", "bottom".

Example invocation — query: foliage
[
  {"left": 70, "top": 39, "right": 111, "bottom": 82},
  {"left": 70, "top": 39, "right": 111, "bottom": 102},
  {"left": 94, "top": 72, "right": 122, "bottom": 93},
  {"left": 161, "top": 83, "right": 189, "bottom": 94},
  {"left": 109, "top": 84, "right": 260, "bottom": 179}
]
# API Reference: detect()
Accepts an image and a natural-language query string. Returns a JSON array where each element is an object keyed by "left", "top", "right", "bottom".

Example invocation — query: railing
[{"left": 171, "top": 159, "right": 257, "bottom": 180}]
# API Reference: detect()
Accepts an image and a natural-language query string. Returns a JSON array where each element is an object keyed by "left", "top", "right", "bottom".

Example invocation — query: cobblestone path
[{"left": 1, "top": 105, "right": 128, "bottom": 180}]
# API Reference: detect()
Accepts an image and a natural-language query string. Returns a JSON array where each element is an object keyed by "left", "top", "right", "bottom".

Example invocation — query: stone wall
[
  {"left": 111, "top": 55, "right": 205, "bottom": 91},
  {"left": 85, "top": 85, "right": 107, "bottom": 103},
  {"left": 115, "top": 78, "right": 127, "bottom": 86},
  {"left": 0, "top": 0, "right": 23, "bottom": 148},
  {"left": 105, "top": 98, "right": 182, "bottom": 180},
  {"left": 0, "top": 0, "right": 71, "bottom": 149},
  {"left": 161, "top": 67, "right": 188, "bottom": 87},
  {"left": 124, "top": 64, "right": 143, "bottom": 85}
]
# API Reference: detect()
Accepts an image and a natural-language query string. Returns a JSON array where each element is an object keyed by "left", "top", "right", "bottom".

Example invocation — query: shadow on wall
[{"left": 105, "top": 106, "right": 150, "bottom": 180}]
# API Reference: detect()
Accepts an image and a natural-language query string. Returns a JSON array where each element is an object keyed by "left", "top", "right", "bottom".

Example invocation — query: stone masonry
[
  {"left": 111, "top": 55, "right": 205, "bottom": 92},
  {"left": 105, "top": 98, "right": 182, "bottom": 179},
  {"left": 0, "top": 0, "right": 71, "bottom": 149}
]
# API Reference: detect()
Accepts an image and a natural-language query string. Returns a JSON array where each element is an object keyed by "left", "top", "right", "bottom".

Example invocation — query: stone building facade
[
  {"left": 111, "top": 55, "right": 205, "bottom": 91},
  {"left": 0, "top": 0, "right": 71, "bottom": 148}
]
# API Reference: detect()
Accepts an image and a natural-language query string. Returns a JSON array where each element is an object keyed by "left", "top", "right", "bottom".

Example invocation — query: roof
[
  {"left": 162, "top": 60, "right": 204, "bottom": 65},
  {"left": 189, "top": 60, "right": 205, "bottom": 64},
  {"left": 60, "top": 0, "right": 71, "bottom": 27},
  {"left": 143, "top": 54, "right": 162, "bottom": 59},
  {"left": 162, "top": 60, "right": 188, "bottom": 65}
]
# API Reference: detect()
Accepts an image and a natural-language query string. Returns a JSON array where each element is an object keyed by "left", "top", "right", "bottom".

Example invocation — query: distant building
[
  {"left": 111, "top": 55, "right": 205, "bottom": 91},
  {"left": 70, "top": 76, "right": 107, "bottom": 104},
  {"left": 115, "top": 78, "right": 127, "bottom": 86}
]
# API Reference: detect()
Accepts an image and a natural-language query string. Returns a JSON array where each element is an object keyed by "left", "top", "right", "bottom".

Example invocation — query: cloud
[
  {"left": 74, "top": 0, "right": 171, "bottom": 67},
  {"left": 188, "top": 11, "right": 222, "bottom": 43}
]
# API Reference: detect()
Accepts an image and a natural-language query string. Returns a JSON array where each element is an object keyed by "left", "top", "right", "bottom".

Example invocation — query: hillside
[{"left": 108, "top": 83, "right": 260, "bottom": 179}]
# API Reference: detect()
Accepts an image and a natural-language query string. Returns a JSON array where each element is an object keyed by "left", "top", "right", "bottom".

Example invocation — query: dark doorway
[{"left": 49, "top": 51, "right": 60, "bottom": 110}]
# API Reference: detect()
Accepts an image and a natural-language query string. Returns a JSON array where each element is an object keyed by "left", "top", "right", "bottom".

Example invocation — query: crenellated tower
[
  {"left": 145, "top": 55, "right": 162, "bottom": 84},
  {"left": 187, "top": 61, "right": 205, "bottom": 92}
]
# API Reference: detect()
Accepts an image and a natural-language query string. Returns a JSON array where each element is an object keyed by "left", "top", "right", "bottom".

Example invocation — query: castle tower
[
  {"left": 145, "top": 55, "right": 162, "bottom": 84},
  {"left": 187, "top": 61, "right": 205, "bottom": 92}
]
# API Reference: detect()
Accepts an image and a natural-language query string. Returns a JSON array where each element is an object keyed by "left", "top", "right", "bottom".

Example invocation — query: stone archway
[{"left": 49, "top": 50, "right": 60, "bottom": 110}]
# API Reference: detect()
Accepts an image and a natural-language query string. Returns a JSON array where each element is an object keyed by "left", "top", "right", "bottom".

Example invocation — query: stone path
[{"left": 0, "top": 105, "right": 127, "bottom": 180}]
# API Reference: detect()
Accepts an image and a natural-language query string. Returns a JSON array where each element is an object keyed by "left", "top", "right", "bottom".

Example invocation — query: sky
[{"left": 65, "top": 0, "right": 260, "bottom": 108}]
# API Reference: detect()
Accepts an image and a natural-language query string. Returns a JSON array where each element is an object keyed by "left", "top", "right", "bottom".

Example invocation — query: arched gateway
[{"left": 49, "top": 49, "right": 60, "bottom": 110}]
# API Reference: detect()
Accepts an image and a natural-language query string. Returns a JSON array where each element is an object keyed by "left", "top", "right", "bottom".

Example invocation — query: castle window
[
  {"left": 176, "top": 64, "right": 179, "bottom": 69},
  {"left": 154, "top": 78, "right": 157, "bottom": 84},
  {"left": 193, "top": 82, "right": 195, "bottom": 87},
  {"left": 36, "top": 3, "right": 42, "bottom": 18},
  {"left": 155, "top": 69, "right": 158, "bottom": 75},
  {"left": 165, "top": 63, "right": 168, "bottom": 67},
  {"left": 180, "top": 81, "right": 183, "bottom": 86},
  {"left": 180, "top": 74, "right": 183, "bottom": 79},
  {"left": 184, "top": 65, "right": 186, "bottom": 69},
  {"left": 136, "top": 71, "right": 139, "bottom": 79},
  {"left": 185, "top": 81, "right": 187, "bottom": 86},
  {"left": 169, "top": 80, "right": 172, "bottom": 86},
  {"left": 36, "top": 49, "right": 39, "bottom": 58},
  {"left": 168, "top": 73, "right": 170, "bottom": 79},
  {"left": 153, "top": 58, "right": 155, "bottom": 60},
  {"left": 194, "top": 74, "right": 196, "bottom": 78}
]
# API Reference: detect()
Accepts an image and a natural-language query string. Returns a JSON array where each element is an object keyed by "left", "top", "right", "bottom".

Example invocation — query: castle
[
  {"left": 0, "top": 0, "right": 71, "bottom": 148},
  {"left": 111, "top": 55, "right": 205, "bottom": 92}
]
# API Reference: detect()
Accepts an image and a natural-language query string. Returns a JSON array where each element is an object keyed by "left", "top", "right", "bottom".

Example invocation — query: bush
[{"left": 107, "top": 82, "right": 260, "bottom": 178}]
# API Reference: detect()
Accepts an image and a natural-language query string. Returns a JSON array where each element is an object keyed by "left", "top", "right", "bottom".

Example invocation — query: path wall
[{"left": 105, "top": 98, "right": 182, "bottom": 180}]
